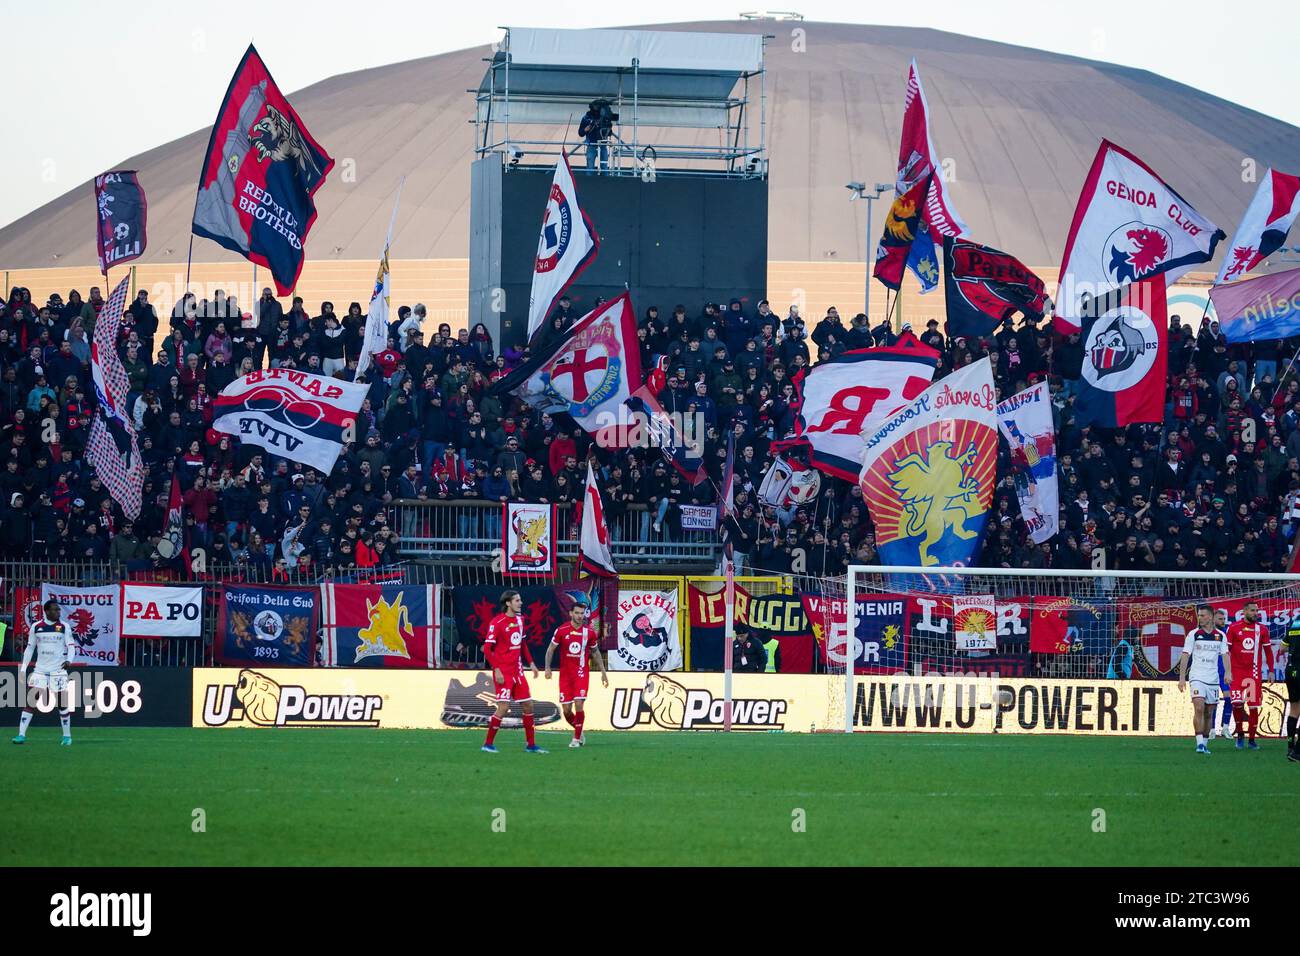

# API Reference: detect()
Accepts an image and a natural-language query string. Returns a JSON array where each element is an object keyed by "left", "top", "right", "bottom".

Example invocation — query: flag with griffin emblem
[
  {"left": 858, "top": 358, "right": 997, "bottom": 568},
  {"left": 1214, "top": 167, "right": 1300, "bottom": 284},
  {"left": 192, "top": 44, "right": 334, "bottom": 296},
  {"left": 216, "top": 585, "right": 318, "bottom": 667},
  {"left": 319, "top": 583, "right": 439, "bottom": 668},
  {"left": 1055, "top": 140, "right": 1223, "bottom": 333},
  {"left": 86, "top": 275, "right": 144, "bottom": 520}
]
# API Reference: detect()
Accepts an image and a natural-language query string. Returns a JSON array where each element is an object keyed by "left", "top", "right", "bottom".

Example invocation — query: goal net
[{"left": 836, "top": 565, "right": 1300, "bottom": 735}]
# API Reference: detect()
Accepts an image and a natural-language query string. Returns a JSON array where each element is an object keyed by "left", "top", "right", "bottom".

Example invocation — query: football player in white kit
[
  {"left": 1178, "top": 604, "right": 1232, "bottom": 755},
  {"left": 13, "top": 599, "right": 78, "bottom": 746}
]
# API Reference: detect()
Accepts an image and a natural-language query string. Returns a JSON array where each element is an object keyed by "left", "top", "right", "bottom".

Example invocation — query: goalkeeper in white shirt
[{"left": 13, "top": 599, "right": 78, "bottom": 746}]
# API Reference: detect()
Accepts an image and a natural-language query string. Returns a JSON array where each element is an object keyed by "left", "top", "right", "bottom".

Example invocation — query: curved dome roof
[{"left": 3, "top": 20, "right": 1297, "bottom": 271}]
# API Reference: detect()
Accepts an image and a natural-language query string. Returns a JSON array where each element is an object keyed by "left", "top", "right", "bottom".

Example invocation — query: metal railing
[
  {"left": 0, "top": 561, "right": 438, "bottom": 669},
  {"left": 391, "top": 499, "right": 722, "bottom": 566}
]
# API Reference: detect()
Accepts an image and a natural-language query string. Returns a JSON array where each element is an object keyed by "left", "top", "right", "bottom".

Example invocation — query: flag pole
[{"left": 720, "top": 434, "right": 736, "bottom": 731}]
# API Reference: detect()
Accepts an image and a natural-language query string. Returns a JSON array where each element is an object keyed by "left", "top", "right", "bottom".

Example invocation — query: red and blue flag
[{"left": 192, "top": 44, "right": 333, "bottom": 296}]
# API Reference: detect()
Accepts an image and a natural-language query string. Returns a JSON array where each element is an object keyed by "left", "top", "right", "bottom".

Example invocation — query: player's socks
[
  {"left": 59, "top": 710, "right": 71, "bottom": 740},
  {"left": 17, "top": 711, "right": 33, "bottom": 738},
  {"left": 1287, "top": 715, "right": 1297, "bottom": 746},
  {"left": 523, "top": 713, "right": 536, "bottom": 747},
  {"left": 1247, "top": 711, "right": 1258, "bottom": 742},
  {"left": 484, "top": 715, "right": 502, "bottom": 747},
  {"left": 1232, "top": 704, "right": 1246, "bottom": 738},
  {"left": 563, "top": 711, "right": 574, "bottom": 727},
  {"left": 1196, "top": 734, "right": 1206, "bottom": 749},
  {"left": 574, "top": 711, "right": 585, "bottom": 740}
]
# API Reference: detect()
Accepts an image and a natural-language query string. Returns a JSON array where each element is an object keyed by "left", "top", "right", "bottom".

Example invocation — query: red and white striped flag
[{"left": 86, "top": 275, "right": 143, "bottom": 519}]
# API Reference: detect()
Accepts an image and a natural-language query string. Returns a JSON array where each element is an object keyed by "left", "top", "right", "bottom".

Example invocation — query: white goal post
[{"left": 837, "top": 565, "right": 1300, "bottom": 736}]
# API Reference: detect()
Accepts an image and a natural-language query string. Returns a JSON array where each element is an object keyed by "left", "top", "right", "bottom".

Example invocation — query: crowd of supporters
[{"left": 1, "top": 280, "right": 1298, "bottom": 578}]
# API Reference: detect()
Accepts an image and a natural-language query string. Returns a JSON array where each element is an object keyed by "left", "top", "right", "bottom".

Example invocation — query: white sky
[{"left": 1, "top": 0, "right": 1295, "bottom": 229}]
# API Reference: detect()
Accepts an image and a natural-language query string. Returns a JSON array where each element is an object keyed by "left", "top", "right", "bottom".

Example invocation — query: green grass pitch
[{"left": 5, "top": 727, "right": 1296, "bottom": 866}]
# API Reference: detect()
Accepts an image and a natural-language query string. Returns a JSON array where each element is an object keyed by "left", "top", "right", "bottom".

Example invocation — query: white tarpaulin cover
[{"left": 506, "top": 27, "right": 763, "bottom": 73}]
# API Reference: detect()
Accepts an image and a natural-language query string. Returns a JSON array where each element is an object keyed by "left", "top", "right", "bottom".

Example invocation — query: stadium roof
[{"left": 3, "top": 20, "right": 1299, "bottom": 271}]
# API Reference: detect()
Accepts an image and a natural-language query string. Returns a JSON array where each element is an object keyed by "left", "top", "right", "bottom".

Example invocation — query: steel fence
[
  {"left": 0, "top": 561, "right": 438, "bottom": 669},
  {"left": 391, "top": 499, "right": 721, "bottom": 566}
]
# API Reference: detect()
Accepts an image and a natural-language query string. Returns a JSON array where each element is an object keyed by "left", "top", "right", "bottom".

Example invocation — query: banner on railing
[
  {"left": 34, "top": 584, "right": 121, "bottom": 666},
  {"left": 613, "top": 588, "right": 682, "bottom": 672},
  {"left": 745, "top": 592, "right": 816, "bottom": 673},
  {"left": 687, "top": 581, "right": 752, "bottom": 671},
  {"left": 503, "top": 502, "right": 556, "bottom": 578},
  {"left": 217, "top": 585, "right": 318, "bottom": 667},
  {"left": 451, "top": 582, "right": 602, "bottom": 665},
  {"left": 320, "top": 583, "right": 441, "bottom": 668},
  {"left": 679, "top": 504, "right": 717, "bottom": 531},
  {"left": 120, "top": 584, "right": 203, "bottom": 639}
]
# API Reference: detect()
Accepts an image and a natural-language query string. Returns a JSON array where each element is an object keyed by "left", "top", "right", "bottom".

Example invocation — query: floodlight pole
[{"left": 849, "top": 183, "right": 889, "bottom": 321}]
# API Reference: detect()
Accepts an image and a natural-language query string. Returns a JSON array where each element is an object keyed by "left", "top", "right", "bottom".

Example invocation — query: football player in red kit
[
  {"left": 1225, "top": 600, "right": 1276, "bottom": 751},
  {"left": 481, "top": 590, "right": 546, "bottom": 754},
  {"left": 544, "top": 602, "right": 609, "bottom": 748}
]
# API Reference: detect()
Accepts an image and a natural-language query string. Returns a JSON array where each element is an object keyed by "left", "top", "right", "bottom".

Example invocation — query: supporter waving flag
[
  {"left": 1055, "top": 140, "right": 1223, "bottom": 332},
  {"left": 496, "top": 292, "right": 641, "bottom": 437},
  {"left": 1073, "top": 278, "right": 1168, "bottom": 428},
  {"left": 86, "top": 275, "right": 143, "bottom": 520},
  {"left": 192, "top": 45, "right": 334, "bottom": 296},
  {"left": 874, "top": 60, "right": 967, "bottom": 291},
  {"left": 1215, "top": 167, "right": 1300, "bottom": 283},
  {"left": 93, "top": 171, "right": 147, "bottom": 273},
  {"left": 213, "top": 368, "right": 368, "bottom": 474},
  {"left": 527, "top": 154, "right": 599, "bottom": 341}
]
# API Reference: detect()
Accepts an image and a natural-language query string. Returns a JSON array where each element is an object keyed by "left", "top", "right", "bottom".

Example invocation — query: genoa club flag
[
  {"left": 1055, "top": 140, "right": 1222, "bottom": 333},
  {"left": 319, "top": 583, "right": 440, "bottom": 668},
  {"left": 1073, "top": 278, "right": 1168, "bottom": 429},
  {"left": 93, "top": 171, "right": 147, "bottom": 273},
  {"left": 192, "top": 44, "right": 334, "bottom": 296}
]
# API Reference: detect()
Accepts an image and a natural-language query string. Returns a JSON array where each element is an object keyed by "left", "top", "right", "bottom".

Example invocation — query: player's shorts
[
  {"left": 558, "top": 670, "right": 589, "bottom": 704},
  {"left": 1189, "top": 680, "right": 1220, "bottom": 705},
  {"left": 1287, "top": 672, "right": 1300, "bottom": 701},
  {"left": 27, "top": 670, "right": 68, "bottom": 693},
  {"left": 493, "top": 672, "right": 531, "bottom": 703},
  {"left": 1230, "top": 677, "right": 1264, "bottom": 707}
]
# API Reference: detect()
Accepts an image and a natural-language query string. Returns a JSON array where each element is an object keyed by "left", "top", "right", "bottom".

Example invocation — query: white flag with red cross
[{"left": 508, "top": 292, "right": 642, "bottom": 437}]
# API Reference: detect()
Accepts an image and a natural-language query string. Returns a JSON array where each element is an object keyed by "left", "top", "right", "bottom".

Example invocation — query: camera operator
[{"left": 579, "top": 99, "right": 614, "bottom": 172}]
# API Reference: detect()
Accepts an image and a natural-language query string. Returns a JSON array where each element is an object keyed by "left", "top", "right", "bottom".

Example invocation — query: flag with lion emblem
[
  {"left": 319, "top": 583, "right": 439, "bottom": 668},
  {"left": 858, "top": 358, "right": 997, "bottom": 568},
  {"left": 217, "top": 585, "right": 318, "bottom": 667},
  {"left": 192, "top": 44, "right": 334, "bottom": 295}
]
